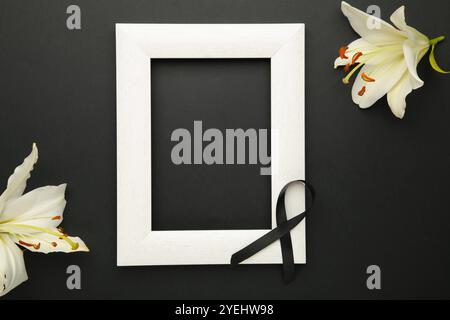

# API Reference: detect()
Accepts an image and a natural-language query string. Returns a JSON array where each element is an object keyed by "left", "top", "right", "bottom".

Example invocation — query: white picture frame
[{"left": 116, "top": 24, "right": 305, "bottom": 266}]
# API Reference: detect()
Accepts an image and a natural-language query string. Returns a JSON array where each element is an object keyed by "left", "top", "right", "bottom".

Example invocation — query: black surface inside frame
[{"left": 150, "top": 58, "right": 272, "bottom": 231}]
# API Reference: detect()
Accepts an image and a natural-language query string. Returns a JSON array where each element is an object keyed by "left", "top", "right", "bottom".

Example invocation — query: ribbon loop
[{"left": 231, "top": 180, "right": 315, "bottom": 283}]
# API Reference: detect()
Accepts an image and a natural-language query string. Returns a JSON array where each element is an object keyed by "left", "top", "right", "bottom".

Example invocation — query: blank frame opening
[{"left": 150, "top": 59, "right": 272, "bottom": 231}]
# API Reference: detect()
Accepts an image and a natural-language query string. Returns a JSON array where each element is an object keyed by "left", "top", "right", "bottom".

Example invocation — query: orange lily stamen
[
  {"left": 19, "top": 240, "right": 41, "bottom": 250},
  {"left": 358, "top": 86, "right": 366, "bottom": 96},
  {"left": 352, "top": 52, "right": 363, "bottom": 65},
  {"left": 361, "top": 73, "right": 376, "bottom": 82},
  {"left": 52, "top": 216, "right": 61, "bottom": 220},
  {"left": 339, "top": 46, "right": 349, "bottom": 59}
]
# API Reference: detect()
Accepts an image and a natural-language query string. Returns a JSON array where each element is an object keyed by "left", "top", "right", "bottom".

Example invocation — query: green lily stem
[
  {"left": 429, "top": 35, "right": 450, "bottom": 74},
  {"left": 430, "top": 36, "right": 446, "bottom": 46}
]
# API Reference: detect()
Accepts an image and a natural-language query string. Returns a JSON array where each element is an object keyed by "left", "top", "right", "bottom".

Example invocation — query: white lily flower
[
  {"left": 335, "top": 2, "right": 435, "bottom": 119},
  {"left": 0, "top": 144, "right": 88, "bottom": 297}
]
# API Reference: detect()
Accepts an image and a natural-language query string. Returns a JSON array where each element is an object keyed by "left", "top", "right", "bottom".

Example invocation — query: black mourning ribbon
[{"left": 230, "top": 180, "right": 315, "bottom": 283}]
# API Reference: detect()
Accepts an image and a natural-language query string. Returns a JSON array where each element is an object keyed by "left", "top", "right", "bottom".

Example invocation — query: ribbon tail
[{"left": 276, "top": 184, "right": 295, "bottom": 283}]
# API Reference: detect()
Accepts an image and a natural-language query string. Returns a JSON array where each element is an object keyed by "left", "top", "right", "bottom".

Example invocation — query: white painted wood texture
[{"left": 117, "top": 24, "right": 305, "bottom": 265}]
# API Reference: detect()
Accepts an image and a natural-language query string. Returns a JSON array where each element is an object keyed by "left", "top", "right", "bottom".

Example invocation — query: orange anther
[
  {"left": 358, "top": 86, "right": 367, "bottom": 96},
  {"left": 339, "top": 46, "right": 349, "bottom": 59}
]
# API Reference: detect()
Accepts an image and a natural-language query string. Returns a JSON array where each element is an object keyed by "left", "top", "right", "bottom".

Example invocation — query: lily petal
[
  {"left": 12, "top": 231, "right": 89, "bottom": 254},
  {"left": 403, "top": 39, "right": 429, "bottom": 89},
  {"left": 341, "top": 1, "right": 406, "bottom": 45},
  {"left": 352, "top": 56, "right": 407, "bottom": 108},
  {"left": 334, "top": 38, "right": 377, "bottom": 68},
  {"left": 0, "top": 234, "right": 28, "bottom": 297},
  {"left": 390, "top": 6, "right": 408, "bottom": 31},
  {"left": 390, "top": 6, "right": 429, "bottom": 45},
  {"left": 387, "top": 72, "right": 414, "bottom": 119},
  {"left": 362, "top": 44, "right": 404, "bottom": 66},
  {"left": 0, "top": 144, "right": 38, "bottom": 215},
  {"left": 1, "top": 184, "right": 67, "bottom": 229}
]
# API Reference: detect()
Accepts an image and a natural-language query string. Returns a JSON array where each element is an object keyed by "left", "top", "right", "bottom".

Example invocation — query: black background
[{"left": 0, "top": 0, "right": 450, "bottom": 299}]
